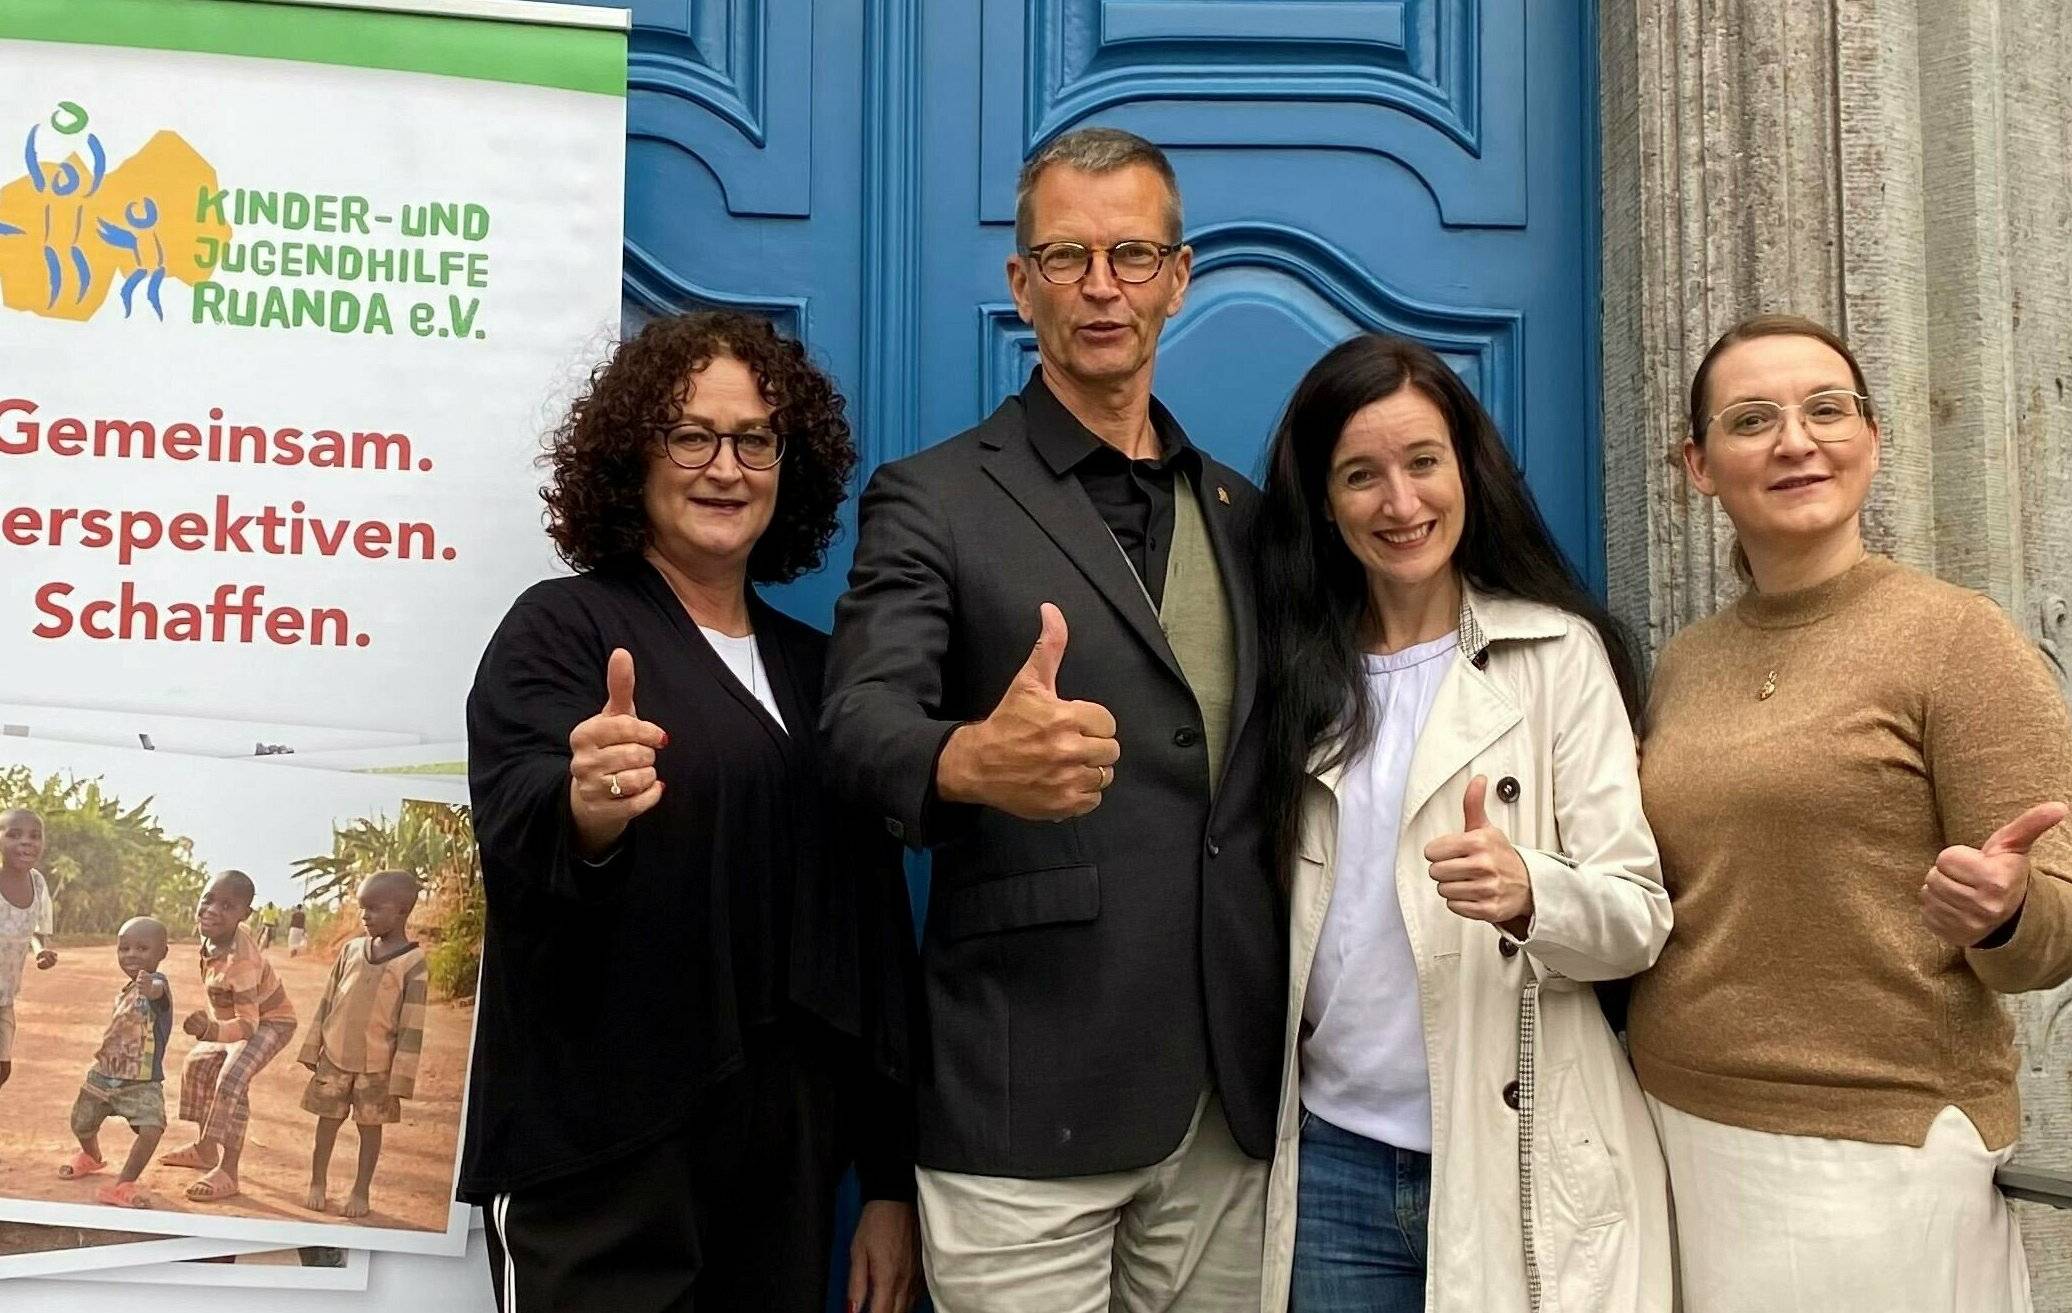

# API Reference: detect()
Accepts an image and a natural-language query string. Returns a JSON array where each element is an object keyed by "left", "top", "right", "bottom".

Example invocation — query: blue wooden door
[
  {"left": 907, "top": 0, "right": 1601, "bottom": 600},
  {"left": 572, "top": 0, "right": 1596, "bottom": 1303},
  {"left": 610, "top": 0, "right": 1602, "bottom": 620}
]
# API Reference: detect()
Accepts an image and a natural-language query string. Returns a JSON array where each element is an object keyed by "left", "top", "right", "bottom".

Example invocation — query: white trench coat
[{"left": 1262, "top": 588, "right": 1675, "bottom": 1313}]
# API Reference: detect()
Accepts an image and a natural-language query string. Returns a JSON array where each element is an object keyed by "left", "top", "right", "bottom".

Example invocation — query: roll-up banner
[{"left": 0, "top": 0, "right": 625, "bottom": 1258}]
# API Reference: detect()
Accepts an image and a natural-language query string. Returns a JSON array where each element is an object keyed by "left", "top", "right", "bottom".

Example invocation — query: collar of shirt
[{"left": 1020, "top": 368, "right": 1201, "bottom": 479}]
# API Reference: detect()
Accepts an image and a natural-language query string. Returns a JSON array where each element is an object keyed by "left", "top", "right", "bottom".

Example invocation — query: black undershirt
[{"left": 1020, "top": 369, "right": 1202, "bottom": 610}]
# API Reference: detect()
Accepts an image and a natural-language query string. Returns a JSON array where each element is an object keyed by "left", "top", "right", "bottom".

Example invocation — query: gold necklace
[{"left": 1752, "top": 546, "right": 1866, "bottom": 702}]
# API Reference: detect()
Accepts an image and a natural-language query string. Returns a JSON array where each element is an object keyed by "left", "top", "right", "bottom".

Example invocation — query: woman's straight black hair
[{"left": 1253, "top": 333, "right": 1645, "bottom": 875}]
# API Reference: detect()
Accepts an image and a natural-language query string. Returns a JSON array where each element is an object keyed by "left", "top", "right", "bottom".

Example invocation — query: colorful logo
[{"left": 0, "top": 102, "right": 230, "bottom": 322}]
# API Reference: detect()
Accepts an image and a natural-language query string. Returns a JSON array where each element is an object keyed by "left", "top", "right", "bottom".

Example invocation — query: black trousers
[{"left": 483, "top": 1031, "right": 844, "bottom": 1313}]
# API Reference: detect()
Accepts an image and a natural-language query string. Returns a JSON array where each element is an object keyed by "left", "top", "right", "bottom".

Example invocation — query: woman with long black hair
[{"left": 1254, "top": 334, "right": 1672, "bottom": 1313}]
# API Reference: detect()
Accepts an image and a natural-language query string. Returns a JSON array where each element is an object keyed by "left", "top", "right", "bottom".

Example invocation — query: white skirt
[{"left": 1647, "top": 1096, "right": 2032, "bottom": 1313}]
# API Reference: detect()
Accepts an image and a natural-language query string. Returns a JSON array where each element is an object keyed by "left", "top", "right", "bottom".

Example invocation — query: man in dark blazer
[{"left": 823, "top": 128, "right": 1284, "bottom": 1309}]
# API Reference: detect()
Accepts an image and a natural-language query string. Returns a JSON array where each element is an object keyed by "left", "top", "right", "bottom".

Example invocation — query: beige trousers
[
  {"left": 916, "top": 1091, "right": 1267, "bottom": 1313},
  {"left": 1648, "top": 1096, "right": 2033, "bottom": 1313}
]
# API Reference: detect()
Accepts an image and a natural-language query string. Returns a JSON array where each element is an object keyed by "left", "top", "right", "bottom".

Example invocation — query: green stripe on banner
[{"left": 0, "top": 0, "right": 626, "bottom": 97}]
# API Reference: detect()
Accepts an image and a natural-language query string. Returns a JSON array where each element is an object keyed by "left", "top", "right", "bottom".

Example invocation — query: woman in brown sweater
[{"left": 1629, "top": 314, "right": 2072, "bottom": 1313}]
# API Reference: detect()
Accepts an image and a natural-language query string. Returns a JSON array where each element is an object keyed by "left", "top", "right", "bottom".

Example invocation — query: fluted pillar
[{"left": 1601, "top": 0, "right": 2072, "bottom": 1290}]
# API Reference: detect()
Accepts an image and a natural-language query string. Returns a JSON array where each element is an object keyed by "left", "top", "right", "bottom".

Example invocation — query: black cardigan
[{"left": 457, "top": 560, "right": 919, "bottom": 1201}]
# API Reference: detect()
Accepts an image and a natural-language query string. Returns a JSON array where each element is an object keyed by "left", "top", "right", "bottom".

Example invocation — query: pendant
[{"left": 1758, "top": 670, "right": 1777, "bottom": 701}]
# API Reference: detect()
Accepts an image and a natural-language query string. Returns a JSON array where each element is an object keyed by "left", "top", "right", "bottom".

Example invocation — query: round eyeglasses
[
  {"left": 1023, "top": 240, "right": 1182, "bottom": 286},
  {"left": 1705, "top": 390, "right": 1872, "bottom": 447},
  {"left": 657, "top": 425, "right": 786, "bottom": 471}
]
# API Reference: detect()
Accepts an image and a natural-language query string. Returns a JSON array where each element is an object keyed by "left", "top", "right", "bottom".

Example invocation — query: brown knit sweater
[{"left": 1628, "top": 554, "right": 2072, "bottom": 1149}]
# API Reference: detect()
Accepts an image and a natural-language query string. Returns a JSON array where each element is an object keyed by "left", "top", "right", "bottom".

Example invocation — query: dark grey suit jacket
[{"left": 821, "top": 390, "right": 1286, "bottom": 1177}]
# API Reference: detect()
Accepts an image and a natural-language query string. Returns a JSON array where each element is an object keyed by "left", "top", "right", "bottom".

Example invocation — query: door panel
[
  {"left": 588, "top": 0, "right": 1597, "bottom": 613},
  {"left": 931, "top": 0, "right": 1592, "bottom": 582}
]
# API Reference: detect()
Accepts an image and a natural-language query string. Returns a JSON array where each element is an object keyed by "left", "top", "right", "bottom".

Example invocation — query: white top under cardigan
[
  {"left": 698, "top": 626, "right": 786, "bottom": 731},
  {"left": 1299, "top": 632, "right": 1456, "bottom": 1152}
]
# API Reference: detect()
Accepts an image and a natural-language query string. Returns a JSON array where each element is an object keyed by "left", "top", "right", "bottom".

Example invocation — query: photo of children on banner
[
  {"left": 297, "top": 871, "right": 426, "bottom": 1219},
  {"left": 1, "top": 808, "right": 59, "bottom": 1087},
  {"left": 61, "top": 916, "right": 172, "bottom": 1208},
  {"left": 159, "top": 869, "right": 300, "bottom": 1205},
  {"left": 0, "top": 744, "right": 476, "bottom": 1253}
]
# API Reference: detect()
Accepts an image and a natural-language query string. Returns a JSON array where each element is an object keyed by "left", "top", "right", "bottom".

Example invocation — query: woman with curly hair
[{"left": 461, "top": 312, "right": 924, "bottom": 1313}]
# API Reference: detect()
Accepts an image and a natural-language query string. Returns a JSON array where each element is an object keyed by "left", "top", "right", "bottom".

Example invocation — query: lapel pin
[{"left": 1216, "top": 485, "right": 1230, "bottom": 505}]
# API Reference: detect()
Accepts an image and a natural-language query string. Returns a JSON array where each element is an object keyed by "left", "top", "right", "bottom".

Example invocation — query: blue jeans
[{"left": 1290, "top": 1109, "right": 1431, "bottom": 1313}]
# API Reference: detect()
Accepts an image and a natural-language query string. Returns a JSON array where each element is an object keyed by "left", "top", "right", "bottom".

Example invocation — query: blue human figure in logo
[
  {"left": 97, "top": 197, "right": 167, "bottom": 319},
  {"left": 20, "top": 102, "right": 109, "bottom": 309}
]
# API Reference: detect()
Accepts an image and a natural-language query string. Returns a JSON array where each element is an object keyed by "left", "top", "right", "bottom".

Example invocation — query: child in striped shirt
[
  {"left": 162, "top": 869, "right": 298, "bottom": 1203},
  {"left": 299, "top": 870, "right": 427, "bottom": 1219}
]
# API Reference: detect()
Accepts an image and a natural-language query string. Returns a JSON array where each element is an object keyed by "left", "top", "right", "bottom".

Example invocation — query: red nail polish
[{"left": 659, "top": 730, "right": 670, "bottom": 749}]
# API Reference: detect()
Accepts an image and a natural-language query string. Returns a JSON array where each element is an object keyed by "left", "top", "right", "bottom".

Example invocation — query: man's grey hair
[{"left": 1014, "top": 127, "right": 1184, "bottom": 250}]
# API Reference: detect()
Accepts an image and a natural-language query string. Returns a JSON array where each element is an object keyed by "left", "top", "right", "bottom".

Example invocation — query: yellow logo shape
[{"left": 0, "top": 124, "right": 231, "bottom": 322}]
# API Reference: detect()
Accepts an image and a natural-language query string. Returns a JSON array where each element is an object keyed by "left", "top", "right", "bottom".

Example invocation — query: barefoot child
[
  {"left": 59, "top": 917, "right": 173, "bottom": 1207},
  {"left": 162, "top": 870, "right": 297, "bottom": 1203},
  {"left": 0, "top": 808, "right": 57, "bottom": 1094},
  {"left": 299, "top": 871, "right": 427, "bottom": 1219}
]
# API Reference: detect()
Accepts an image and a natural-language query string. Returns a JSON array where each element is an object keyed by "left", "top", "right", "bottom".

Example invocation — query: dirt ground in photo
[{"left": 0, "top": 938, "right": 471, "bottom": 1233}]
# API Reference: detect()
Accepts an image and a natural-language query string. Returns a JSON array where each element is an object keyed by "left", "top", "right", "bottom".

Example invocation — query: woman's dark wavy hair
[
  {"left": 1255, "top": 333, "right": 1645, "bottom": 872},
  {"left": 542, "top": 311, "right": 855, "bottom": 582}
]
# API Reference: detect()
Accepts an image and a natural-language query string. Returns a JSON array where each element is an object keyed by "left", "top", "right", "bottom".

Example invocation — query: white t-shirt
[
  {"left": 698, "top": 626, "right": 786, "bottom": 731},
  {"left": 0, "top": 868, "right": 54, "bottom": 1006},
  {"left": 1300, "top": 632, "right": 1457, "bottom": 1151}
]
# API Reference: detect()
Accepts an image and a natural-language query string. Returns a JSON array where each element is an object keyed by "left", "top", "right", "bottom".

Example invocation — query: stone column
[{"left": 1601, "top": 0, "right": 2072, "bottom": 1292}]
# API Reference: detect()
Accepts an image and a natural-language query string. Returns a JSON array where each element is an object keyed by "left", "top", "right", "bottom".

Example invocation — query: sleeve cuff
[
  {"left": 546, "top": 793, "right": 636, "bottom": 900},
  {"left": 1509, "top": 847, "right": 1660, "bottom": 984},
  {"left": 856, "top": 1155, "right": 918, "bottom": 1204},
  {"left": 851, "top": 1067, "right": 917, "bottom": 1202},
  {"left": 898, "top": 721, "right": 975, "bottom": 848},
  {"left": 1967, "top": 873, "right": 2072, "bottom": 993}
]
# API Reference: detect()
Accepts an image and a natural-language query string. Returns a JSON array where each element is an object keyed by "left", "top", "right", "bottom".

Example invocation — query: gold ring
[
  {"left": 606, "top": 772, "right": 623, "bottom": 799},
  {"left": 1099, "top": 765, "right": 1114, "bottom": 791}
]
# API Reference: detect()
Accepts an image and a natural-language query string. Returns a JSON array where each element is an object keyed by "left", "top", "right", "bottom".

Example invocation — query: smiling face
[
  {"left": 643, "top": 353, "right": 780, "bottom": 578},
  {"left": 1007, "top": 163, "right": 1190, "bottom": 395},
  {"left": 0, "top": 810, "right": 43, "bottom": 876},
  {"left": 116, "top": 918, "right": 169, "bottom": 978},
  {"left": 195, "top": 874, "right": 252, "bottom": 942},
  {"left": 1325, "top": 384, "right": 1466, "bottom": 604},
  {"left": 1685, "top": 334, "right": 1879, "bottom": 559}
]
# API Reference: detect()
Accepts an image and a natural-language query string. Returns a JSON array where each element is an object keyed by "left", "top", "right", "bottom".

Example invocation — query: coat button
[
  {"left": 1496, "top": 776, "right": 1521, "bottom": 804},
  {"left": 1207, "top": 839, "right": 1222, "bottom": 858},
  {"left": 1498, "top": 937, "right": 1519, "bottom": 959},
  {"left": 1502, "top": 1079, "right": 1521, "bottom": 1110},
  {"left": 1173, "top": 726, "right": 1201, "bottom": 748}
]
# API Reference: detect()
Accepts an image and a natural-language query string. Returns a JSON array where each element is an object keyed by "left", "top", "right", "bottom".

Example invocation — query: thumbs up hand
[
  {"left": 568, "top": 647, "right": 671, "bottom": 855},
  {"left": 1921, "top": 800, "right": 2068, "bottom": 948},
  {"left": 936, "top": 604, "right": 1121, "bottom": 821},
  {"left": 1425, "top": 775, "right": 1534, "bottom": 934}
]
